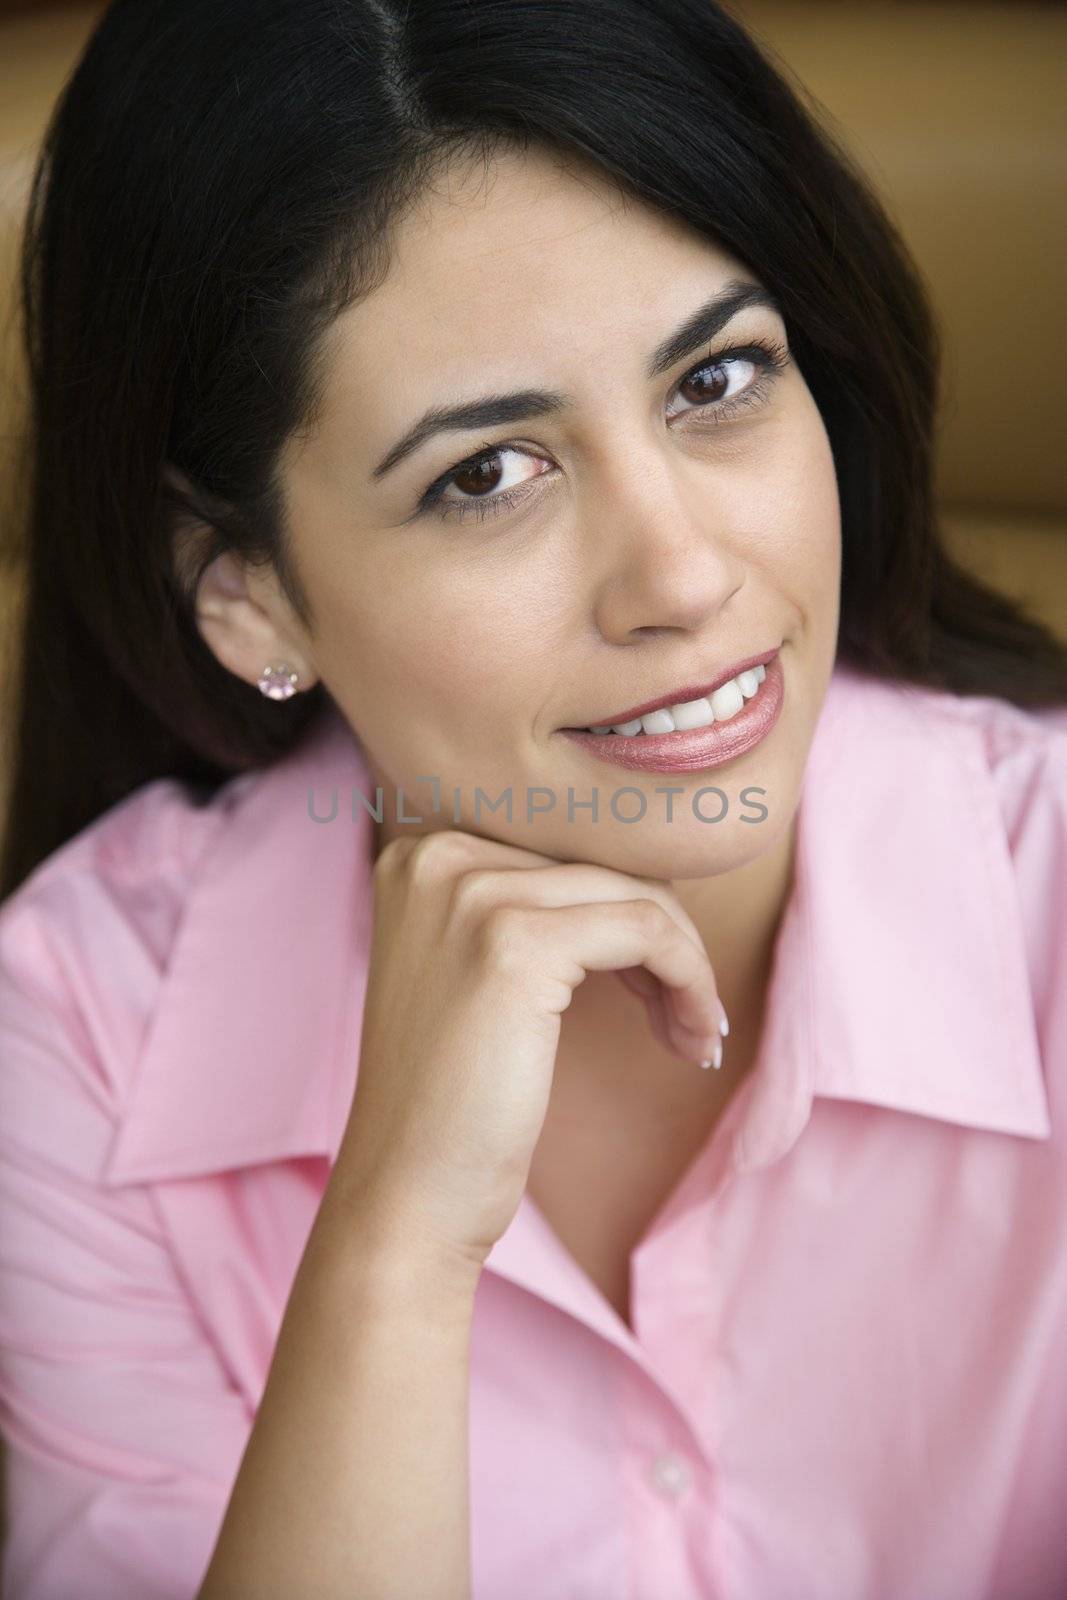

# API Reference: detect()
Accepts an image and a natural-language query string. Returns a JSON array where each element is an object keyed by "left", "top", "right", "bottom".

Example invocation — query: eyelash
[{"left": 415, "top": 335, "right": 791, "bottom": 526}]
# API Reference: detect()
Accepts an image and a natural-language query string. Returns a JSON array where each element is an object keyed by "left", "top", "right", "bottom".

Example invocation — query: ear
[
  {"left": 163, "top": 462, "right": 220, "bottom": 598},
  {"left": 161, "top": 462, "right": 318, "bottom": 693}
]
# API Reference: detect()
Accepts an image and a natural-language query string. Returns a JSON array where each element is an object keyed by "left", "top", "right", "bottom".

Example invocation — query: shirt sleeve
[{"left": 0, "top": 901, "right": 252, "bottom": 1600}]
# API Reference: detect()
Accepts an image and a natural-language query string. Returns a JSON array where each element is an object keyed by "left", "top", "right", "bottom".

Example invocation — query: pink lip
[
  {"left": 562, "top": 645, "right": 781, "bottom": 732},
  {"left": 559, "top": 652, "right": 785, "bottom": 774}
]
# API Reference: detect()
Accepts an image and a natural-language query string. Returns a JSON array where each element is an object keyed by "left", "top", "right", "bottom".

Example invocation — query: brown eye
[
  {"left": 450, "top": 454, "right": 507, "bottom": 498},
  {"left": 421, "top": 445, "right": 554, "bottom": 524},
  {"left": 666, "top": 337, "right": 790, "bottom": 424},
  {"left": 678, "top": 359, "right": 733, "bottom": 406}
]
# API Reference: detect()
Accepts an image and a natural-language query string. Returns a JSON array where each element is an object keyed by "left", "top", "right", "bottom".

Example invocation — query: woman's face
[{"left": 204, "top": 144, "right": 841, "bottom": 881}]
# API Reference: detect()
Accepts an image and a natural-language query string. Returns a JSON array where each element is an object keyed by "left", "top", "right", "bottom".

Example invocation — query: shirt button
[{"left": 649, "top": 1452, "right": 692, "bottom": 1499}]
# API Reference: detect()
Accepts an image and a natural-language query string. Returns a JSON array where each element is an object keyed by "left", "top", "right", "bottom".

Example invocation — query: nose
[{"left": 586, "top": 466, "right": 743, "bottom": 643}]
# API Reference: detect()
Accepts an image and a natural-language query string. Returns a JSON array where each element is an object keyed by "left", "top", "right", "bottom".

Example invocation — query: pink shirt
[{"left": 3, "top": 661, "right": 1067, "bottom": 1600}]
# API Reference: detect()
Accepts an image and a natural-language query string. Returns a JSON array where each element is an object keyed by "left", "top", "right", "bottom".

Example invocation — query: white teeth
[
  {"left": 709, "top": 678, "right": 744, "bottom": 721},
  {"left": 670, "top": 696, "right": 716, "bottom": 731},
  {"left": 584, "top": 660, "right": 769, "bottom": 736}
]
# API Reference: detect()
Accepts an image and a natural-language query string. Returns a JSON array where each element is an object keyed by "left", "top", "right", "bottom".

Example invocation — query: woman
[{"left": 1, "top": 0, "right": 1066, "bottom": 1595}]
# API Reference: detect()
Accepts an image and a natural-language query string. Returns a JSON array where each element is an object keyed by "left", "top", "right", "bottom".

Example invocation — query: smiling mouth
[{"left": 565, "top": 661, "right": 769, "bottom": 737}]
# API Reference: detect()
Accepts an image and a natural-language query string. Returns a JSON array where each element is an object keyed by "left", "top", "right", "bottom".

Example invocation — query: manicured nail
[
  {"left": 718, "top": 1006, "right": 730, "bottom": 1037},
  {"left": 699, "top": 1037, "right": 724, "bottom": 1071}
]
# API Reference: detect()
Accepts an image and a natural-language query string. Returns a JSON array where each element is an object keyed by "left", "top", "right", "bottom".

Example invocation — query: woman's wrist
[{"left": 306, "top": 1168, "right": 485, "bottom": 1319}]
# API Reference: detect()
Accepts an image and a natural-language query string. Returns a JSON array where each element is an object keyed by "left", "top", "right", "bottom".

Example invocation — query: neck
[{"left": 672, "top": 808, "right": 798, "bottom": 1041}]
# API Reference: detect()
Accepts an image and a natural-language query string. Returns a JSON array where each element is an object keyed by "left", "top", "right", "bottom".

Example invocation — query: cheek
[
  {"left": 311, "top": 564, "right": 556, "bottom": 737},
  {"left": 795, "top": 388, "right": 841, "bottom": 531},
  {"left": 778, "top": 402, "right": 841, "bottom": 570},
  {"left": 749, "top": 409, "right": 840, "bottom": 626}
]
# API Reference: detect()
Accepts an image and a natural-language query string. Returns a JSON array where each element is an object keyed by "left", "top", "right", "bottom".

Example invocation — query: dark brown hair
[{"left": 3, "top": 0, "right": 1066, "bottom": 903}]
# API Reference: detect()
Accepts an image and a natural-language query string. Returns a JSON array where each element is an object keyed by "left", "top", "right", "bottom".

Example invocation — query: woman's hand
[{"left": 331, "top": 829, "right": 727, "bottom": 1278}]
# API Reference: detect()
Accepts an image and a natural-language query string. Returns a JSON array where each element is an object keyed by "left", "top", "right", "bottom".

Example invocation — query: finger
[
  {"left": 466, "top": 862, "right": 721, "bottom": 1031},
  {"left": 518, "top": 900, "right": 723, "bottom": 1054},
  {"left": 435, "top": 835, "right": 711, "bottom": 975},
  {"left": 615, "top": 965, "right": 657, "bottom": 999},
  {"left": 615, "top": 967, "right": 709, "bottom": 1065},
  {"left": 398, "top": 834, "right": 712, "bottom": 990}
]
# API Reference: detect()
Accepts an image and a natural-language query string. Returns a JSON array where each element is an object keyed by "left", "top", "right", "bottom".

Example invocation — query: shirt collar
[
  {"left": 101, "top": 702, "right": 376, "bottom": 1188},
  {"left": 101, "top": 665, "right": 1051, "bottom": 1192}
]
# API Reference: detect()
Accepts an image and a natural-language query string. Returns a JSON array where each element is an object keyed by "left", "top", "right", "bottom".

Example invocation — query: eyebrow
[{"left": 369, "top": 279, "right": 782, "bottom": 482}]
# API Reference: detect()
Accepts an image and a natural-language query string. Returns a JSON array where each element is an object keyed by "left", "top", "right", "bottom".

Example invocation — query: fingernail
[
  {"left": 699, "top": 1037, "right": 724, "bottom": 1071},
  {"left": 718, "top": 1006, "right": 730, "bottom": 1037}
]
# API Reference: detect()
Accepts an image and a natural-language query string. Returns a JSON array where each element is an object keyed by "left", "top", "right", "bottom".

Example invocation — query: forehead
[{"left": 325, "top": 145, "right": 745, "bottom": 396}]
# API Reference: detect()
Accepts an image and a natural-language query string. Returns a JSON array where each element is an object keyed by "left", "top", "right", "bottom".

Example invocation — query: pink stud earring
[{"left": 257, "top": 661, "right": 300, "bottom": 700}]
